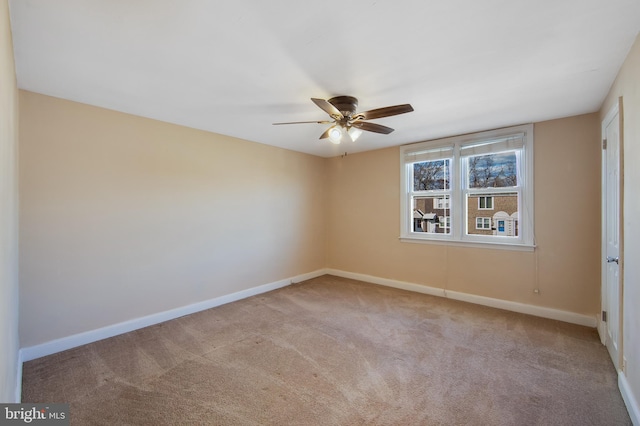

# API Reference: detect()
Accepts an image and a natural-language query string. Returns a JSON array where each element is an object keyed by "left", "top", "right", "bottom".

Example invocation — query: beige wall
[
  {"left": 0, "top": 0, "right": 20, "bottom": 402},
  {"left": 600, "top": 33, "right": 640, "bottom": 418},
  {"left": 18, "top": 91, "right": 327, "bottom": 347},
  {"left": 17, "top": 86, "right": 604, "bottom": 365},
  {"left": 327, "top": 113, "right": 601, "bottom": 316}
]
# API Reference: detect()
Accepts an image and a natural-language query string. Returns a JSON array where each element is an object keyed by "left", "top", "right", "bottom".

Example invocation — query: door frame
[{"left": 599, "top": 98, "right": 624, "bottom": 370}]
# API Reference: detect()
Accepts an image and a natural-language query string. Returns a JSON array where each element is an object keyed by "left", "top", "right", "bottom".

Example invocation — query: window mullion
[{"left": 454, "top": 146, "right": 465, "bottom": 240}]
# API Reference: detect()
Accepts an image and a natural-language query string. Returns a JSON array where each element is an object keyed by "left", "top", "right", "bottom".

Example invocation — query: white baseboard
[
  {"left": 292, "top": 269, "right": 329, "bottom": 284},
  {"left": 326, "top": 269, "right": 597, "bottom": 328},
  {"left": 20, "top": 268, "right": 598, "bottom": 362},
  {"left": 20, "top": 269, "right": 327, "bottom": 362},
  {"left": 326, "top": 269, "right": 446, "bottom": 298},
  {"left": 620, "top": 372, "right": 640, "bottom": 426},
  {"left": 444, "top": 290, "right": 597, "bottom": 327}
]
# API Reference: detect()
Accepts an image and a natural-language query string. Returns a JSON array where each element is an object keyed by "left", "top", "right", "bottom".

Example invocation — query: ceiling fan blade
[
  {"left": 319, "top": 127, "right": 332, "bottom": 139},
  {"left": 311, "top": 98, "right": 344, "bottom": 119},
  {"left": 357, "top": 104, "right": 414, "bottom": 120},
  {"left": 352, "top": 121, "right": 395, "bottom": 134},
  {"left": 273, "top": 120, "right": 333, "bottom": 125}
]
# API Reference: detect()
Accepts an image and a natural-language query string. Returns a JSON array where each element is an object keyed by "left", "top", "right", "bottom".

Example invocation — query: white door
[{"left": 601, "top": 102, "right": 621, "bottom": 369}]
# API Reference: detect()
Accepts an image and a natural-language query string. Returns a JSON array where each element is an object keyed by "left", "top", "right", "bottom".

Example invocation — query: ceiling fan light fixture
[
  {"left": 347, "top": 127, "right": 363, "bottom": 142},
  {"left": 328, "top": 126, "right": 342, "bottom": 144}
]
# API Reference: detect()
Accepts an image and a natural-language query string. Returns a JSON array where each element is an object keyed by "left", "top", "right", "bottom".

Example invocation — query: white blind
[
  {"left": 459, "top": 134, "right": 525, "bottom": 157},
  {"left": 404, "top": 145, "right": 454, "bottom": 163}
]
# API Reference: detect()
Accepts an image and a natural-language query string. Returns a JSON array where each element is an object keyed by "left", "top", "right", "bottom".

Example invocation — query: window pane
[
  {"left": 478, "top": 196, "right": 493, "bottom": 210},
  {"left": 467, "top": 152, "right": 517, "bottom": 188},
  {"left": 467, "top": 192, "right": 519, "bottom": 236},
  {"left": 412, "top": 196, "right": 451, "bottom": 234},
  {"left": 413, "top": 159, "right": 451, "bottom": 191}
]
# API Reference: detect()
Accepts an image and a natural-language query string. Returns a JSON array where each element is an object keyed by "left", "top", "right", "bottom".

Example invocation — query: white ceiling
[{"left": 8, "top": 0, "right": 640, "bottom": 158}]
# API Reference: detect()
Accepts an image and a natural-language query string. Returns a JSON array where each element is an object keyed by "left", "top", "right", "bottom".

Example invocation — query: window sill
[{"left": 399, "top": 236, "right": 536, "bottom": 252}]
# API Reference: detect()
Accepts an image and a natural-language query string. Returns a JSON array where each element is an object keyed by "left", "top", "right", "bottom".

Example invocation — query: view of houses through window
[
  {"left": 412, "top": 151, "right": 519, "bottom": 237},
  {"left": 466, "top": 193, "right": 518, "bottom": 236},
  {"left": 413, "top": 193, "right": 518, "bottom": 236}
]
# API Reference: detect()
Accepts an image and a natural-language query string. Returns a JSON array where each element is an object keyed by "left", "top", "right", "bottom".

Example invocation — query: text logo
[{"left": 0, "top": 404, "right": 69, "bottom": 426}]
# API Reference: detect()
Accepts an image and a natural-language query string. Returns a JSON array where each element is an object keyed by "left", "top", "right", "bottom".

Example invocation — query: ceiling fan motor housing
[{"left": 328, "top": 96, "right": 358, "bottom": 117}]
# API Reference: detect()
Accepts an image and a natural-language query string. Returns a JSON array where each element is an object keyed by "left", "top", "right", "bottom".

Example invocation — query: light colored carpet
[{"left": 22, "top": 275, "right": 631, "bottom": 425}]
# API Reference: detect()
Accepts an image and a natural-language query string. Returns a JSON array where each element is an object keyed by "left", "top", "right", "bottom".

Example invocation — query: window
[
  {"left": 478, "top": 196, "right": 493, "bottom": 210},
  {"left": 400, "top": 124, "right": 534, "bottom": 248},
  {"left": 434, "top": 198, "right": 450, "bottom": 209},
  {"left": 476, "top": 217, "right": 491, "bottom": 229},
  {"left": 439, "top": 216, "right": 451, "bottom": 230}
]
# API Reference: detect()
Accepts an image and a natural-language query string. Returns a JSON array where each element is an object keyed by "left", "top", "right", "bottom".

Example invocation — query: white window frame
[{"left": 400, "top": 124, "right": 535, "bottom": 250}]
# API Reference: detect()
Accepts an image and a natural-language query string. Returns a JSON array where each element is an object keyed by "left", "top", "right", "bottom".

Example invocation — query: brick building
[
  {"left": 413, "top": 194, "right": 518, "bottom": 236},
  {"left": 467, "top": 193, "right": 518, "bottom": 236}
]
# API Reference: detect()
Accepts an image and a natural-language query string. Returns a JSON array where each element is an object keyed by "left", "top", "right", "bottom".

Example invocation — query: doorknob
[{"left": 606, "top": 256, "right": 619, "bottom": 264}]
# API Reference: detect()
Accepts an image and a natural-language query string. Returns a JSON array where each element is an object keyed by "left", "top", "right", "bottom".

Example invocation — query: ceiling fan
[{"left": 273, "top": 96, "right": 414, "bottom": 144}]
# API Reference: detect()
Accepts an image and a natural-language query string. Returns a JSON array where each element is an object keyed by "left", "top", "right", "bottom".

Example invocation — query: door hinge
[
  {"left": 603, "top": 139, "right": 607, "bottom": 149},
  {"left": 602, "top": 311, "right": 607, "bottom": 322}
]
